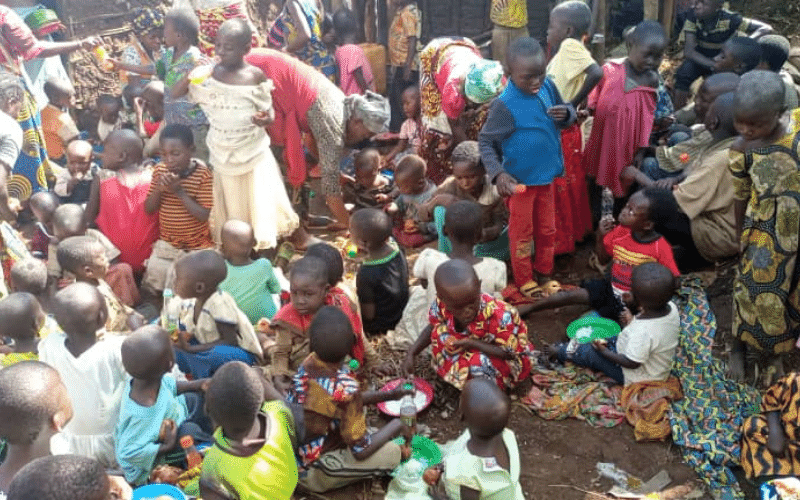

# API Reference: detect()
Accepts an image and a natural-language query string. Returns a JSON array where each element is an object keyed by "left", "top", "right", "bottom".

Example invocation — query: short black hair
[
  {"left": 444, "top": 200, "right": 483, "bottom": 244},
  {"left": 0, "top": 361, "right": 62, "bottom": 445},
  {"left": 726, "top": 36, "right": 762, "bottom": 73},
  {"left": 216, "top": 17, "right": 252, "bottom": 47},
  {"left": 121, "top": 325, "right": 171, "bottom": 380},
  {"left": 29, "top": 191, "right": 60, "bottom": 217},
  {"left": 333, "top": 8, "right": 358, "bottom": 39},
  {"left": 758, "top": 34, "right": 791, "bottom": 72},
  {"left": 56, "top": 236, "right": 100, "bottom": 274},
  {"left": 52, "top": 282, "right": 107, "bottom": 336},
  {"left": 176, "top": 250, "right": 228, "bottom": 291},
  {"left": 206, "top": 361, "right": 263, "bottom": 439},
  {"left": 354, "top": 147, "right": 380, "bottom": 174},
  {"left": 0, "top": 292, "right": 41, "bottom": 340},
  {"left": 106, "top": 128, "right": 145, "bottom": 163},
  {"left": 394, "top": 154, "right": 426, "bottom": 179},
  {"left": 306, "top": 243, "right": 344, "bottom": 286},
  {"left": 434, "top": 258, "right": 480, "bottom": 294},
  {"left": 631, "top": 262, "right": 675, "bottom": 310},
  {"left": 160, "top": 123, "right": 195, "bottom": 147},
  {"left": 640, "top": 187, "right": 680, "bottom": 231},
  {"left": 349, "top": 208, "right": 392, "bottom": 246},
  {"left": 552, "top": 0, "right": 592, "bottom": 37},
  {"left": 52, "top": 203, "right": 86, "bottom": 238},
  {"left": 10, "top": 258, "right": 48, "bottom": 296},
  {"left": 450, "top": 140, "right": 482, "bottom": 170},
  {"left": 309, "top": 305, "right": 354, "bottom": 363},
  {"left": 7, "top": 455, "right": 109, "bottom": 500},
  {"left": 508, "top": 36, "right": 544, "bottom": 65},
  {"left": 95, "top": 93, "right": 121, "bottom": 110},
  {"left": 166, "top": 8, "right": 200, "bottom": 45},
  {"left": 289, "top": 255, "right": 329, "bottom": 286},
  {"left": 628, "top": 20, "right": 666, "bottom": 46},
  {"left": 735, "top": 69, "right": 786, "bottom": 116},
  {"left": 43, "top": 77, "right": 72, "bottom": 104}
]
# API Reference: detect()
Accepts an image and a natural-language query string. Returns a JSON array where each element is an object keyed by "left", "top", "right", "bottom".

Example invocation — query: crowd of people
[{"left": 0, "top": 0, "right": 799, "bottom": 498}]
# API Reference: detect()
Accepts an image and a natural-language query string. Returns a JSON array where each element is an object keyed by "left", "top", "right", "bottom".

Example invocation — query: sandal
[
  {"left": 588, "top": 251, "right": 608, "bottom": 275},
  {"left": 520, "top": 280, "right": 541, "bottom": 299},
  {"left": 539, "top": 280, "right": 562, "bottom": 297}
]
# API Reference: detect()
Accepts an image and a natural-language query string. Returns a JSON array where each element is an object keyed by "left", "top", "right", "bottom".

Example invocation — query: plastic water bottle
[
  {"left": 601, "top": 187, "right": 615, "bottom": 223},
  {"left": 399, "top": 382, "right": 417, "bottom": 434},
  {"left": 161, "top": 289, "right": 178, "bottom": 334},
  {"left": 180, "top": 435, "right": 203, "bottom": 469}
]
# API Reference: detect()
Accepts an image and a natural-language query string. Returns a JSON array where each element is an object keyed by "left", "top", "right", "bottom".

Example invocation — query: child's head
[
  {"left": 434, "top": 259, "right": 481, "bottom": 328},
  {"left": 547, "top": 0, "right": 592, "bottom": 50},
  {"left": 7, "top": 455, "right": 109, "bottom": 500},
  {"left": 733, "top": 70, "right": 786, "bottom": 142},
  {"left": 65, "top": 140, "right": 93, "bottom": 178},
  {"left": 401, "top": 85, "right": 420, "bottom": 120},
  {"left": 713, "top": 37, "right": 761, "bottom": 75},
  {"left": 121, "top": 325, "right": 174, "bottom": 381},
  {"left": 141, "top": 80, "right": 165, "bottom": 122},
  {"left": 693, "top": 71, "right": 739, "bottom": 122},
  {"left": 507, "top": 37, "right": 546, "bottom": 95},
  {"left": 96, "top": 94, "right": 122, "bottom": 125},
  {"left": 757, "top": 34, "right": 791, "bottom": 73},
  {"left": 450, "top": 140, "right": 485, "bottom": 195},
  {"left": 130, "top": 6, "right": 165, "bottom": 53},
  {"left": 444, "top": 200, "right": 484, "bottom": 246},
  {"left": 692, "top": 0, "right": 724, "bottom": 21},
  {"left": 215, "top": 18, "right": 253, "bottom": 69},
  {"left": 630, "top": 262, "right": 675, "bottom": 312},
  {"left": 220, "top": 219, "right": 255, "bottom": 262},
  {"left": 52, "top": 282, "right": 107, "bottom": 337},
  {"left": 122, "top": 81, "right": 145, "bottom": 110},
  {"left": 0, "top": 293, "right": 44, "bottom": 344},
  {"left": 28, "top": 191, "right": 60, "bottom": 226},
  {"left": 288, "top": 256, "right": 330, "bottom": 316},
  {"left": 394, "top": 154, "right": 427, "bottom": 195},
  {"left": 43, "top": 77, "right": 74, "bottom": 109},
  {"left": 56, "top": 236, "right": 108, "bottom": 283},
  {"left": 102, "top": 129, "right": 144, "bottom": 170},
  {"left": 160, "top": 123, "right": 195, "bottom": 173},
  {"left": 333, "top": 8, "right": 357, "bottom": 45},
  {"left": 0, "top": 71, "right": 24, "bottom": 118},
  {"left": 353, "top": 148, "right": 381, "bottom": 188},
  {"left": 164, "top": 8, "right": 200, "bottom": 48},
  {"left": 349, "top": 207, "right": 392, "bottom": 252},
  {"left": 10, "top": 258, "right": 48, "bottom": 297},
  {"left": 206, "top": 361, "right": 264, "bottom": 441},
  {"left": 174, "top": 249, "right": 227, "bottom": 299},
  {"left": 52, "top": 204, "right": 87, "bottom": 242},
  {"left": 306, "top": 242, "right": 345, "bottom": 287},
  {"left": 704, "top": 91, "right": 738, "bottom": 137},
  {"left": 460, "top": 377, "right": 510, "bottom": 439},
  {"left": 625, "top": 20, "right": 667, "bottom": 74},
  {"left": 309, "top": 305, "right": 354, "bottom": 364}
]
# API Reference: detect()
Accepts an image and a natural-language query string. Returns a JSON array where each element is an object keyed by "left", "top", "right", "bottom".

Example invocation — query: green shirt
[{"left": 219, "top": 259, "right": 282, "bottom": 324}]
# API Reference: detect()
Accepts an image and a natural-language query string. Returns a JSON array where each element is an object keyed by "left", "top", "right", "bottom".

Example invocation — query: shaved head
[
  {"left": 52, "top": 282, "right": 107, "bottom": 336},
  {"left": 434, "top": 259, "right": 480, "bottom": 295},
  {"left": 461, "top": 377, "right": 510, "bottom": 438}
]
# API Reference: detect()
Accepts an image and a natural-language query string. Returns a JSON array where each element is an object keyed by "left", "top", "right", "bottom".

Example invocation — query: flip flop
[
  {"left": 519, "top": 280, "right": 540, "bottom": 299},
  {"left": 539, "top": 280, "right": 562, "bottom": 297}
]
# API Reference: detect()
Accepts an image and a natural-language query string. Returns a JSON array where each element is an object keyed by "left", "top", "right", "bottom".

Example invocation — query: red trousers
[{"left": 508, "top": 184, "right": 556, "bottom": 286}]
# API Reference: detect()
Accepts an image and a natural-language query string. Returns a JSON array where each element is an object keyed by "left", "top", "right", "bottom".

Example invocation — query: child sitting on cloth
[{"left": 387, "top": 155, "right": 437, "bottom": 248}]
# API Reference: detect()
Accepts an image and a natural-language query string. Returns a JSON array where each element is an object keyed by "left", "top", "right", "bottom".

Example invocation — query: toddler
[
  {"left": 403, "top": 259, "right": 533, "bottom": 391},
  {"left": 54, "top": 140, "right": 96, "bottom": 205},
  {"left": 7, "top": 455, "right": 114, "bottom": 500},
  {"left": 40, "top": 77, "right": 79, "bottom": 165},
  {"left": 350, "top": 208, "right": 410, "bottom": 336},
  {"left": 28, "top": 191, "right": 59, "bottom": 259},
  {"left": 95, "top": 94, "right": 123, "bottom": 143},
  {"left": 0, "top": 293, "right": 45, "bottom": 367},
  {"left": 712, "top": 36, "right": 762, "bottom": 75},
  {"left": 387, "top": 0, "right": 421, "bottom": 131},
  {"left": 143, "top": 123, "right": 213, "bottom": 293},
  {"left": 333, "top": 8, "right": 374, "bottom": 96},
  {"left": 200, "top": 361, "right": 298, "bottom": 500},
  {"left": 172, "top": 250, "right": 263, "bottom": 379},
  {"left": 39, "top": 283, "right": 127, "bottom": 467},
  {"left": 384, "top": 85, "right": 422, "bottom": 166},
  {"left": 757, "top": 34, "right": 800, "bottom": 111},
  {"left": 115, "top": 325, "right": 212, "bottom": 485},
  {"left": 388, "top": 154, "right": 437, "bottom": 247},
  {"left": 305, "top": 241, "right": 360, "bottom": 310},
  {"left": 0, "top": 361, "right": 72, "bottom": 494},
  {"left": 138, "top": 80, "right": 166, "bottom": 158},
  {"left": 342, "top": 148, "right": 392, "bottom": 210}
]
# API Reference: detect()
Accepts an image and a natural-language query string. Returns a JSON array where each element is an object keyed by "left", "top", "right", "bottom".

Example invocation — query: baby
[
  {"left": 342, "top": 148, "right": 392, "bottom": 211},
  {"left": 388, "top": 154, "right": 438, "bottom": 247},
  {"left": 54, "top": 140, "right": 96, "bottom": 205}
]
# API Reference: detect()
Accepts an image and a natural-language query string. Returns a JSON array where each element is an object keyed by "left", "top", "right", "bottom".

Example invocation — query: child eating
[
  {"left": 0, "top": 293, "right": 45, "bottom": 367},
  {"left": 388, "top": 155, "right": 438, "bottom": 248},
  {"left": 40, "top": 77, "right": 79, "bottom": 166},
  {"left": 403, "top": 259, "right": 533, "bottom": 391},
  {"left": 54, "top": 140, "right": 96, "bottom": 205},
  {"left": 342, "top": 148, "right": 392, "bottom": 211}
]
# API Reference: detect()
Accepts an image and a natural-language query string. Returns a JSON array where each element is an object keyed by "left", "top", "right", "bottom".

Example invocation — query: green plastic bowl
[
  {"left": 566, "top": 316, "right": 621, "bottom": 344},
  {"left": 393, "top": 435, "right": 442, "bottom": 468}
]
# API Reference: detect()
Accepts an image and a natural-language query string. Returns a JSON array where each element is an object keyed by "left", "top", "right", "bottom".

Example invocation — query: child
[
  {"left": 86, "top": 129, "right": 159, "bottom": 276},
  {"left": 10, "top": 258, "right": 49, "bottom": 312},
  {"left": 712, "top": 36, "right": 762, "bottom": 75},
  {"left": 288, "top": 306, "right": 410, "bottom": 493},
  {"left": 350, "top": 208, "right": 410, "bottom": 336},
  {"left": 219, "top": 219, "right": 283, "bottom": 324},
  {"left": 54, "top": 140, "right": 96, "bottom": 205},
  {"left": 384, "top": 85, "right": 421, "bottom": 166},
  {"left": 115, "top": 325, "right": 211, "bottom": 486},
  {"left": 40, "top": 77, "right": 79, "bottom": 165},
  {"left": 425, "top": 141, "right": 508, "bottom": 260},
  {"left": 39, "top": 282, "right": 127, "bottom": 467},
  {"left": 546, "top": 0, "right": 601, "bottom": 254},
  {"left": 429, "top": 378, "right": 524, "bottom": 499},
  {"left": 172, "top": 250, "right": 263, "bottom": 379},
  {"left": 342, "top": 148, "right": 392, "bottom": 210},
  {"left": 28, "top": 191, "right": 59, "bottom": 259},
  {"left": 333, "top": 8, "right": 374, "bottom": 96},
  {"left": 388, "top": 0, "right": 421, "bottom": 131},
  {"left": 143, "top": 123, "right": 213, "bottom": 293},
  {"left": 404, "top": 259, "right": 533, "bottom": 391},
  {"left": 7, "top": 455, "right": 112, "bottom": 500},
  {"left": 388, "top": 154, "right": 437, "bottom": 247},
  {"left": 95, "top": 94, "right": 123, "bottom": 143},
  {"left": 0, "top": 293, "right": 45, "bottom": 367},
  {"left": 188, "top": 18, "right": 299, "bottom": 249},
  {"left": 479, "top": 36, "right": 574, "bottom": 290},
  {"left": 673, "top": 0, "right": 771, "bottom": 108},
  {"left": 112, "top": 6, "right": 165, "bottom": 87},
  {"left": 757, "top": 34, "right": 800, "bottom": 111},
  {"left": 305, "top": 241, "right": 359, "bottom": 308},
  {"left": 138, "top": 80, "right": 166, "bottom": 158},
  {"left": 200, "top": 361, "right": 298, "bottom": 500},
  {"left": 0, "top": 361, "right": 73, "bottom": 494}
]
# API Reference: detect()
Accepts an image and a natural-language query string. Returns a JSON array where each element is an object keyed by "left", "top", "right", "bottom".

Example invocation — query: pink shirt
[
  {"left": 399, "top": 118, "right": 421, "bottom": 153},
  {"left": 335, "top": 44, "right": 374, "bottom": 96}
]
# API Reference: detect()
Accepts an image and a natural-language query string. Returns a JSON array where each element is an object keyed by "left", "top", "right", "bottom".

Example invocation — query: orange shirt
[
  {"left": 41, "top": 104, "right": 78, "bottom": 160},
  {"left": 148, "top": 161, "right": 213, "bottom": 249}
]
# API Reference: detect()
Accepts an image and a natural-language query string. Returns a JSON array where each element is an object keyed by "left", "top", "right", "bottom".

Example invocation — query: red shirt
[{"left": 603, "top": 225, "right": 679, "bottom": 292}]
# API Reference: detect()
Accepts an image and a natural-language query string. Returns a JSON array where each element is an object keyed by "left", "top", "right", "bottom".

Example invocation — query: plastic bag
[{"left": 385, "top": 458, "right": 432, "bottom": 500}]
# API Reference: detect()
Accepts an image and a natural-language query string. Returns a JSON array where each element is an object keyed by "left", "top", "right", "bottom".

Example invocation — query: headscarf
[
  {"left": 23, "top": 9, "right": 64, "bottom": 37},
  {"left": 464, "top": 59, "right": 505, "bottom": 104},
  {"left": 130, "top": 7, "right": 164, "bottom": 36},
  {"left": 344, "top": 90, "right": 390, "bottom": 134}
]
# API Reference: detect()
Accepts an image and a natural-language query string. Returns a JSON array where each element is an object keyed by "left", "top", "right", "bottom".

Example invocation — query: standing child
[
  {"left": 388, "top": 155, "right": 437, "bottom": 247},
  {"left": 143, "top": 123, "right": 213, "bottom": 294},
  {"left": 388, "top": 0, "right": 421, "bottom": 131},
  {"left": 333, "top": 9, "right": 374, "bottom": 96},
  {"left": 490, "top": 0, "right": 528, "bottom": 71},
  {"left": 95, "top": 95, "right": 123, "bottom": 143},
  {"left": 479, "top": 37, "right": 575, "bottom": 290},
  {"left": 384, "top": 85, "right": 421, "bottom": 167},
  {"left": 0, "top": 293, "right": 45, "bottom": 367},
  {"left": 342, "top": 148, "right": 392, "bottom": 210},
  {"left": 40, "top": 77, "right": 79, "bottom": 166},
  {"left": 54, "top": 140, "right": 96, "bottom": 205}
]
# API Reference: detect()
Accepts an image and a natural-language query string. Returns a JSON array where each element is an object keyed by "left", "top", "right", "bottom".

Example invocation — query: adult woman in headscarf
[
  {"left": 0, "top": 5, "right": 98, "bottom": 216},
  {"left": 419, "top": 37, "right": 505, "bottom": 184},
  {"left": 246, "top": 48, "right": 389, "bottom": 232},
  {"left": 267, "top": 0, "right": 336, "bottom": 82},
  {"left": 109, "top": 7, "right": 165, "bottom": 87}
]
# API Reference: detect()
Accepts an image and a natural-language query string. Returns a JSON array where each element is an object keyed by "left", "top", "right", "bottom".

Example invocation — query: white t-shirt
[{"left": 616, "top": 302, "right": 680, "bottom": 386}]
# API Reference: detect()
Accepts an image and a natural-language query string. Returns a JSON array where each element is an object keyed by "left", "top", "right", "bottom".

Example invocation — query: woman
[
  {"left": 267, "top": 0, "right": 336, "bottom": 82},
  {"left": 246, "top": 48, "right": 389, "bottom": 231},
  {"left": 419, "top": 37, "right": 505, "bottom": 184},
  {"left": 111, "top": 7, "right": 165, "bottom": 87}
]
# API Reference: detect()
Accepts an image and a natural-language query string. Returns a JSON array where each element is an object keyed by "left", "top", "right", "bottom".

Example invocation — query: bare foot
[
  {"left": 541, "top": 343, "right": 561, "bottom": 362},
  {"left": 727, "top": 348, "right": 746, "bottom": 382}
]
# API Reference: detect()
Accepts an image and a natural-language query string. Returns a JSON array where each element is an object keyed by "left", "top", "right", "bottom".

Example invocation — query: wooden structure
[
  {"left": 419, "top": 0, "right": 553, "bottom": 44},
  {"left": 54, "top": 0, "right": 164, "bottom": 38}
]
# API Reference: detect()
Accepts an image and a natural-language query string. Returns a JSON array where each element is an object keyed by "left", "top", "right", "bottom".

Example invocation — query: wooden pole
[
  {"left": 661, "top": 0, "right": 677, "bottom": 37},
  {"left": 644, "top": 0, "right": 659, "bottom": 21}
]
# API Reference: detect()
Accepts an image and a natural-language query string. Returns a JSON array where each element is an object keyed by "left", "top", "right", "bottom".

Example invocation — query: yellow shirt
[
  {"left": 546, "top": 38, "right": 596, "bottom": 104},
  {"left": 490, "top": 0, "right": 528, "bottom": 29},
  {"left": 0, "top": 351, "right": 37, "bottom": 367}
]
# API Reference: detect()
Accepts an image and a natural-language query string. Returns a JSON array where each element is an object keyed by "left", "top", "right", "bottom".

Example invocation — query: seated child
[
  {"left": 115, "top": 325, "right": 212, "bottom": 486},
  {"left": 425, "top": 141, "right": 508, "bottom": 260},
  {"left": 342, "top": 148, "right": 392, "bottom": 211},
  {"left": 0, "top": 293, "right": 45, "bottom": 367},
  {"left": 7, "top": 455, "right": 113, "bottom": 500},
  {"left": 350, "top": 208, "right": 410, "bottom": 336},
  {"left": 388, "top": 155, "right": 437, "bottom": 248},
  {"left": 28, "top": 191, "right": 59, "bottom": 259},
  {"left": 41, "top": 77, "right": 79, "bottom": 166},
  {"left": 54, "top": 140, "right": 96, "bottom": 205},
  {"left": 10, "top": 258, "right": 50, "bottom": 312},
  {"left": 757, "top": 34, "right": 800, "bottom": 111},
  {"left": 287, "top": 306, "right": 410, "bottom": 493},
  {"left": 96, "top": 94, "right": 123, "bottom": 142},
  {"left": 525, "top": 188, "right": 680, "bottom": 322},
  {"left": 333, "top": 9, "right": 374, "bottom": 96},
  {"left": 39, "top": 283, "right": 128, "bottom": 467},
  {"left": 138, "top": 80, "right": 166, "bottom": 158},
  {"left": 306, "top": 241, "right": 359, "bottom": 310},
  {"left": 428, "top": 378, "right": 524, "bottom": 499},
  {"left": 219, "top": 219, "right": 282, "bottom": 325},
  {"left": 713, "top": 36, "right": 762, "bottom": 75},
  {"left": 0, "top": 361, "right": 73, "bottom": 494},
  {"left": 200, "top": 361, "right": 299, "bottom": 500},
  {"left": 143, "top": 123, "right": 213, "bottom": 293},
  {"left": 403, "top": 259, "right": 533, "bottom": 391},
  {"left": 384, "top": 86, "right": 421, "bottom": 167},
  {"left": 172, "top": 250, "right": 263, "bottom": 379}
]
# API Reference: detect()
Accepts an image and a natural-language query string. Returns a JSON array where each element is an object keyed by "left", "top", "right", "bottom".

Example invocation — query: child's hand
[
  {"left": 374, "top": 192, "right": 391, "bottom": 204},
  {"left": 598, "top": 217, "right": 615, "bottom": 236},
  {"left": 372, "top": 362, "right": 394, "bottom": 378},
  {"left": 547, "top": 105, "right": 571, "bottom": 122},
  {"left": 591, "top": 339, "right": 608, "bottom": 352},
  {"left": 495, "top": 172, "right": 519, "bottom": 197},
  {"left": 158, "top": 419, "right": 177, "bottom": 446},
  {"left": 251, "top": 110, "right": 274, "bottom": 127},
  {"left": 654, "top": 177, "right": 678, "bottom": 190}
]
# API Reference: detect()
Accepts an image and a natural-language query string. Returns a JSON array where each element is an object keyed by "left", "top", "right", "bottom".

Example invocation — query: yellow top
[{"left": 546, "top": 38, "right": 596, "bottom": 104}]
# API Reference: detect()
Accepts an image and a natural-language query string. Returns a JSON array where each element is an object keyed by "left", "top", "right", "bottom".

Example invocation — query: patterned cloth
[
  {"left": 388, "top": 3, "right": 421, "bottom": 69},
  {"left": 490, "top": 0, "right": 527, "bottom": 29},
  {"left": 620, "top": 377, "right": 682, "bottom": 442},
  {"left": 0, "top": 350, "right": 37, "bottom": 367},
  {"left": 268, "top": 0, "right": 335, "bottom": 81},
  {"left": 8, "top": 87, "right": 49, "bottom": 201},
  {"left": 130, "top": 7, "right": 164, "bottom": 35},
  {"left": 120, "top": 36, "right": 164, "bottom": 87},
  {"left": 195, "top": 3, "right": 256, "bottom": 57},
  {"left": 159, "top": 46, "right": 209, "bottom": 127}
]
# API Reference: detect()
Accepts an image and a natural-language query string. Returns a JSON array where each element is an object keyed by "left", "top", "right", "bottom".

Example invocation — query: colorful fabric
[
  {"left": 120, "top": 36, "right": 164, "bottom": 87},
  {"left": 335, "top": 44, "right": 374, "bottom": 96},
  {"left": 97, "top": 279, "right": 135, "bottom": 334},
  {"left": 729, "top": 109, "right": 800, "bottom": 354},
  {"left": 490, "top": 0, "right": 527, "bottom": 29},
  {"left": 196, "top": 3, "right": 256, "bottom": 57},
  {"left": 177, "top": 290, "right": 263, "bottom": 358},
  {"left": 508, "top": 184, "right": 555, "bottom": 285},
  {"left": 620, "top": 377, "right": 682, "bottom": 442},
  {"left": 147, "top": 161, "right": 213, "bottom": 250},
  {"left": 604, "top": 224, "right": 680, "bottom": 294},
  {"left": 741, "top": 372, "right": 800, "bottom": 479},
  {"left": 160, "top": 46, "right": 209, "bottom": 127},
  {"left": 268, "top": 0, "right": 335, "bottom": 81},
  {"left": 23, "top": 8, "right": 63, "bottom": 37},
  {"left": 130, "top": 7, "right": 163, "bottom": 35},
  {"left": 0, "top": 6, "right": 45, "bottom": 63},
  {"left": 430, "top": 293, "right": 532, "bottom": 390},
  {"left": 7, "top": 87, "right": 49, "bottom": 201},
  {"left": 0, "top": 351, "right": 37, "bottom": 367},
  {"left": 388, "top": 3, "right": 421, "bottom": 68},
  {"left": 464, "top": 59, "right": 504, "bottom": 105}
]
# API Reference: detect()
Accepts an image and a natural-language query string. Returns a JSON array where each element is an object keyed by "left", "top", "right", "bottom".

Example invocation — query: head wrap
[
  {"left": 464, "top": 59, "right": 505, "bottom": 104},
  {"left": 24, "top": 9, "right": 65, "bottom": 37},
  {"left": 130, "top": 7, "right": 165, "bottom": 36},
  {"left": 344, "top": 90, "right": 390, "bottom": 134}
]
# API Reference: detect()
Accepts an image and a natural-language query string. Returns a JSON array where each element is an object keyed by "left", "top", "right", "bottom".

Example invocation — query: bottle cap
[
  {"left": 348, "top": 359, "right": 360, "bottom": 371},
  {"left": 403, "top": 382, "right": 414, "bottom": 391},
  {"left": 179, "top": 435, "right": 194, "bottom": 449}
]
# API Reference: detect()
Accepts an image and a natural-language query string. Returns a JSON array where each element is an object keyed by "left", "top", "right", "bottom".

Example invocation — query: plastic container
[{"left": 161, "top": 289, "right": 178, "bottom": 335}]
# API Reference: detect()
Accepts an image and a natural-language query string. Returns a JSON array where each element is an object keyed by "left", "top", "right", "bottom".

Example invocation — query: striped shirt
[
  {"left": 682, "top": 9, "right": 754, "bottom": 55},
  {"left": 148, "top": 161, "right": 213, "bottom": 250}
]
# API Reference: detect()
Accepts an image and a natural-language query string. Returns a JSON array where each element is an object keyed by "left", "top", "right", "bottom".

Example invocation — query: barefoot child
[
  {"left": 0, "top": 293, "right": 46, "bottom": 367},
  {"left": 342, "top": 148, "right": 392, "bottom": 211}
]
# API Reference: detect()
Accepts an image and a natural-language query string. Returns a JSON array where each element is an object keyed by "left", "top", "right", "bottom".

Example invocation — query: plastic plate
[
  {"left": 377, "top": 377, "right": 434, "bottom": 416},
  {"left": 566, "top": 316, "right": 621, "bottom": 344},
  {"left": 392, "top": 434, "right": 442, "bottom": 468}
]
